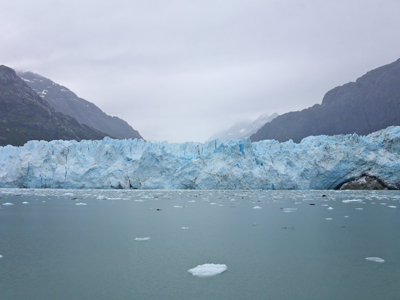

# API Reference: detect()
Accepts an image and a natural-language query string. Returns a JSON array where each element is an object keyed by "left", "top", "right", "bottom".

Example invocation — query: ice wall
[{"left": 1, "top": 126, "right": 400, "bottom": 190}]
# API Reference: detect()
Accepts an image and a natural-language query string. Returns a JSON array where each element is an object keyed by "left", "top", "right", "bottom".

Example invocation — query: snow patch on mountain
[{"left": 208, "top": 113, "right": 278, "bottom": 142}]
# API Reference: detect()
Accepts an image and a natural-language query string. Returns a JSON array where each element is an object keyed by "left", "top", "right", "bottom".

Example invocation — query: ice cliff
[{"left": 1, "top": 126, "right": 400, "bottom": 190}]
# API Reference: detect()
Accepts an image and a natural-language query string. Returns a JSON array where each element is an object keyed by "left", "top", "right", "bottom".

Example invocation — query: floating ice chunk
[
  {"left": 135, "top": 200, "right": 145, "bottom": 202},
  {"left": 322, "top": 204, "right": 328, "bottom": 207},
  {"left": 355, "top": 208, "right": 363, "bottom": 210},
  {"left": 181, "top": 227, "right": 190, "bottom": 230},
  {"left": 188, "top": 263, "right": 227, "bottom": 277},
  {"left": 344, "top": 216, "right": 349, "bottom": 218},
  {"left": 380, "top": 203, "right": 387, "bottom": 205},
  {"left": 0, "top": 254, "right": 2, "bottom": 258},
  {"left": 325, "top": 218, "right": 333, "bottom": 220},
  {"left": 342, "top": 199, "right": 362, "bottom": 203},
  {"left": 365, "top": 257, "right": 385, "bottom": 263},
  {"left": 253, "top": 206, "right": 262, "bottom": 209},
  {"left": 173, "top": 205, "right": 185, "bottom": 208},
  {"left": 63, "top": 193, "right": 75, "bottom": 197},
  {"left": 327, "top": 207, "right": 334, "bottom": 210},
  {"left": 188, "top": 200, "right": 195, "bottom": 203},
  {"left": 134, "top": 237, "right": 151, "bottom": 241},
  {"left": 97, "top": 195, "right": 107, "bottom": 200},
  {"left": 2, "top": 202, "right": 13, "bottom": 206},
  {"left": 75, "top": 203, "right": 87, "bottom": 206},
  {"left": 282, "top": 208, "right": 297, "bottom": 212},
  {"left": 22, "top": 202, "right": 29, "bottom": 204},
  {"left": 210, "top": 203, "right": 217, "bottom": 205},
  {"left": 388, "top": 205, "right": 397, "bottom": 208}
]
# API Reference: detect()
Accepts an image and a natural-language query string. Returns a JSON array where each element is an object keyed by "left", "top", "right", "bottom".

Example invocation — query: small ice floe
[
  {"left": 97, "top": 195, "right": 107, "bottom": 200},
  {"left": 210, "top": 203, "right": 217, "bottom": 205},
  {"left": 75, "top": 203, "right": 87, "bottom": 206},
  {"left": 327, "top": 207, "right": 334, "bottom": 210},
  {"left": 134, "top": 200, "right": 145, "bottom": 202},
  {"left": 388, "top": 205, "right": 397, "bottom": 208},
  {"left": 342, "top": 199, "right": 362, "bottom": 203},
  {"left": 63, "top": 193, "right": 75, "bottom": 197},
  {"left": 322, "top": 204, "right": 328, "bottom": 207},
  {"left": 181, "top": 227, "right": 190, "bottom": 230},
  {"left": 365, "top": 257, "right": 385, "bottom": 263},
  {"left": 380, "top": 203, "right": 387, "bottom": 206},
  {"left": 325, "top": 218, "right": 333, "bottom": 220},
  {"left": 134, "top": 237, "right": 151, "bottom": 241},
  {"left": 355, "top": 208, "right": 363, "bottom": 210},
  {"left": 2, "top": 202, "right": 14, "bottom": 206},
  {"left": 282, "top": 208, "right": 297, "bottom": 213},
  {"left": 173, "top": 205, "right": 186, "bottom": 208},
  {"left": 188, "top": 200, "right": 196, "bottom": 203},
  {"left": 0, "top": 254, "right": 2, "bottom": 258},
  {"left": 344, "top": 216, "right": 349, "bottom": 218},
  {"left": 253, "top": 206, "right": 262, "bottom": 209},
  {"left": 188, "top": 263, "right": 227, "bottom": 277},
  {"left": 22, "top": 202, "right": 30, "bottom": 204}
]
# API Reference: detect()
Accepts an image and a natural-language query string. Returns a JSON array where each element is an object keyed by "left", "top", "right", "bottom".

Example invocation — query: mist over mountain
[
  {"left": 251, "top": 58, "right": 400, "bottom": 143},
  {"left": 0, "top": 65, "right": 108, "bottom": 146},
  {"left": 208, "top": 113, "right": 278, "bottom": 142},
  {"left": 17, "top": 71, "right": 143, "bottom": 140}
]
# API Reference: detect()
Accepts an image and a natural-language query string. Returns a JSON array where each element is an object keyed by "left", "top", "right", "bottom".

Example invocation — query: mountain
[
  {"left": 208, "top": 113, "right": 278, "bottom": 142},
  {"left": 0, "top": 65, "right": 108, "bottom": 146},
  {"left": 1, "top": 126, "right": 399, "bottom": 189},
  {"left": 17, "top": 71, "right": 143, "bottom": 140},
  {"left": 251, "top": 58, "right": 400, "bottom": 143}
]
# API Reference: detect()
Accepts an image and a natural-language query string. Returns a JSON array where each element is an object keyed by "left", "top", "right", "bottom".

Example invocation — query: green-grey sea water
[{"left": 1, "top": 189, "right": 399, "bottom": 300}]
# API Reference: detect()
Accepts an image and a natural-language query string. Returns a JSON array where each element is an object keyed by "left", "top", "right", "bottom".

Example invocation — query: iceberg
[
  {"left": 1, "top": 126, "right": 400, "bottom": 190},
  {"left": 188, "top": 263, "right": 227, "bottom": 277}
]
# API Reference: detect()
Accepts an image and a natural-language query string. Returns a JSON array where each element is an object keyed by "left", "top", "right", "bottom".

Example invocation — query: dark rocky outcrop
[
  {"left": 338, "top": 176, "right": 389, "bottom": 190},
  {"left": 0, "top": 65, "right": 109, "bottom": 146},
  {"left": 17, "top": 71, "right": 143, "bottom": 140},
  {"left": 251, "top": 58, "right": 400, "bottom": 143}
]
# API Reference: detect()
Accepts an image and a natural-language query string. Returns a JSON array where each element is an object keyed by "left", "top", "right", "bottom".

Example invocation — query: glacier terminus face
[{"left": 0, "top": 126, "right": 400, "bottom": 190}]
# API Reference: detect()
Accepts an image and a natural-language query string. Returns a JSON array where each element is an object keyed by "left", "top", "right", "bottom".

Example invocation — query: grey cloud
[{"left": 2, "top": 0, "right": 400, "bottom": 142}]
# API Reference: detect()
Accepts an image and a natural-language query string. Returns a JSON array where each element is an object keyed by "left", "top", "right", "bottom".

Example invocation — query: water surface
[{"left": 1, "top": 189, "right": 399, "bottom": 299}]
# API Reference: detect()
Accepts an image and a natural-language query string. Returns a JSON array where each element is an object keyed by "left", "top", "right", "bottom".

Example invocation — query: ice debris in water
[
  {"left": 134, "top": 237, "right": 151, "bottom": 241},
  {"left": 0, "top": 254, "right": 2, "bottom": 258},
  {"left": 355, "top": 208, "right": 363, "bottom": 210},
  {"left": 343, "top": 199, "right": 362, "bottom": 203},
  {"left": 325, "top": 218, "right": 333, "bottom": 220},
  {"left": 22, "top": 202, "right": 29, "bottom": 204},
  {"left": 282, "top": 208, "right": 297, "bottom": 212},
  {"left": 75, "top": 202, "right": 87, "bottom": 206},
  {"left": 2, "top": 202, "right": 13, "bottom": 205},
  {"left": 63, "top": 193, "right": 75, "bottom": 197},
  {"left": 365, "top": 257, "right": 385, "bottom": 263},
  {"left": 181, "top": 227, "right": 190, "bottom": 230},
  {"left": 327, "top": 207, "right": 334, "bottom": 210},
  {"left": 97, "top": 195, "right": 107, "bottom": 200},
  {"left": 253, "top": 206, "right": 262, "bottom": 209},
  {"left": 388, "top": 205, "right": 397, "bottom": 208},
  {"left": 188, "top": 263, "right": 227, "bottom": 277}
]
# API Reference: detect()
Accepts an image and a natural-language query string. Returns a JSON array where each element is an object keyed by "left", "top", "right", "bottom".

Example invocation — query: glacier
[{"left": 0, "top": 126, "right": 400, "bottom": 190}]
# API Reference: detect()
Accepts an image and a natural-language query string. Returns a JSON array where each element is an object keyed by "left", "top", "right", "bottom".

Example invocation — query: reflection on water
[{"left": 0, "top": 189, "right": 399, "bottom": 300}]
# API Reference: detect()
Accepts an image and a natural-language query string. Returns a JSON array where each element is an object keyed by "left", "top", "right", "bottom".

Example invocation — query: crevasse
[{"left": 0, "top": 126, "right": 399, "bottom": 190}]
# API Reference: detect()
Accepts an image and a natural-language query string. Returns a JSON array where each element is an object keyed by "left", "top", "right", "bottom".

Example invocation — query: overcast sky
[{"left": 1, "top": 0, "right": 400, "bottom": 143}]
